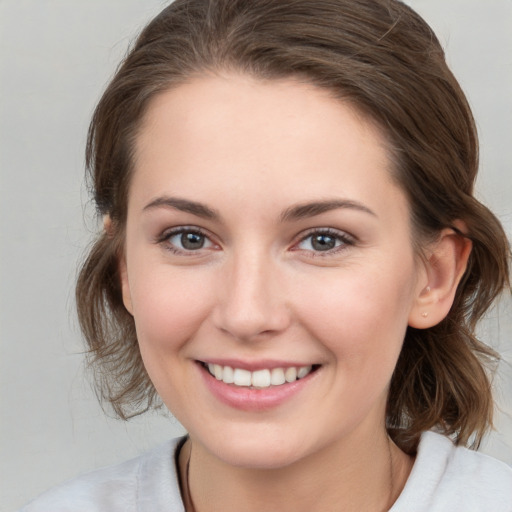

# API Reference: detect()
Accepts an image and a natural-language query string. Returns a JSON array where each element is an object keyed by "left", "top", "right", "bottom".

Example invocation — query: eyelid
[
  {"left": 156, "top": 225, "right": 220, "bottom": 255},
  {"left": 155, "top": 225, "right": 355, "bottom": 257},
  {"left": 291, "top": 227, "right": 356, "bottom": 255}
]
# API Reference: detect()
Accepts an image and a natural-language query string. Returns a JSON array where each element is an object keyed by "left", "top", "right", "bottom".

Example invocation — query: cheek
[
  {"left": 127, "top": 265, "right": 214, "bottom": 356},
  {"left": 127, "top": 267, "right": 217, "bottom": 414},
  {"left": 295, "top": 258, "right": 416, "bottom": 374}
]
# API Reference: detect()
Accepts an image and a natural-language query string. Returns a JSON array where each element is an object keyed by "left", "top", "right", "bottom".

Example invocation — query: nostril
[{"left": 212, "top": 305, "right": 291, "bottom": 341}]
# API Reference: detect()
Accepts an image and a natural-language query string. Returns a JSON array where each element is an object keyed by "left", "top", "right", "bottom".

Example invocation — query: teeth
[
  {"left": 214, "top": 364, "right": 223, "bottom": 380},
  {"left": 223, "top": 365, "right": 234, "bottom": 384},
  {"left": 205, "top": 363, "right": 314, "bottom": 388},
  {"left": 233, "top": 368, "right": 252, "bottom": 386},
  {"left": 252, "top": 369, "right": 271, "bottom": 388},
  {"left": 297, "top": 365, "right": 312, "bottom": 379},
  {"left": 285, "top": 367, "right": 297, "bottom": 383},
  {"left": 270, "top": 368, "right": 286, "bottom": 385}
]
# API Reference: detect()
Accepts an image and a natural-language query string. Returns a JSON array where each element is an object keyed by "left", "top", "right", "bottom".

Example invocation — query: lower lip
[{"left": 198, "top": 363, "right": 317, "bottom": 412}]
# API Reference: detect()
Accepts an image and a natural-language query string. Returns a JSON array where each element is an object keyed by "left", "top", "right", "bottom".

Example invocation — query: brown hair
[{"left": 77, "top": 0, "right": 510, "bottom": 452}]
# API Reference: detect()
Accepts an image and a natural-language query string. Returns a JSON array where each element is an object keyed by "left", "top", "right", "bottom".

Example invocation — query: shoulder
[
  {"left": 393, "top": 431, "right": 512, "bottom": 512},
  {"left": 19, "top": 437, "right": 186, "bottom": 512}
]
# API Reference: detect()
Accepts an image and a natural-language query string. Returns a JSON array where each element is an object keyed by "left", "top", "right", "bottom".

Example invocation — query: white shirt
[{"left": 21, "top": 431, "right": 512, "bottom": 511}]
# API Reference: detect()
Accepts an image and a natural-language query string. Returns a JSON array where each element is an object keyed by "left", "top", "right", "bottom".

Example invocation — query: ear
[
  {"left": 119, "top": 253, "right": 134, "bottom": 316},
  {"left": 408, "top": 223, "right": 472, "bottom": 329},
  {"left": 104, "top": 214, "right": 134, "bottom": 315},
  {"left": 103, "top": 214, "right": 114, "bottom": 238}
]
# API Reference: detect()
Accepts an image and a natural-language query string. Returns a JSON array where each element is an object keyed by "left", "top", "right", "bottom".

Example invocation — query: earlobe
[
  {"left": 103, "top": 214, "right": 114, "bottom": 238},
  {"left": 408, "top": 225, "right": 472, "bottom": 329}
]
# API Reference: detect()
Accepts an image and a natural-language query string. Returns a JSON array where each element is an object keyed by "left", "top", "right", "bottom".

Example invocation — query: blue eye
[
  {"left": 296, "top": 229, "right": 353, "bottom": 253},
  {"left": 163, "top": 228, "right": 214, "bottom": 253}
]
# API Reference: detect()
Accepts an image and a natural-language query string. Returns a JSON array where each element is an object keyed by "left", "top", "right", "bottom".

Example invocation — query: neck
[{"left": 179, "top": 428, "right": 414, "bottom": 512}]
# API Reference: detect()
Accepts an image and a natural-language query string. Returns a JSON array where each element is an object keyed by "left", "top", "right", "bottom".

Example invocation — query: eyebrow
[
  {"left": 280, "top": 199, "right": 376, "bottom": 222},
  {"left": 142, "top": 196, "right": 376, "bottom": 222},
  {"left": 143, "top": 196, "right": 220, "bottom": 220}
]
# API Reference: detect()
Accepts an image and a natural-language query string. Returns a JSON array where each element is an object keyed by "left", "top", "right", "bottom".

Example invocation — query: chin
[
  {"left": 215, "top": 443, "right": 304, "bottom": 470},
  {"left": 193, "top": 426, "right": 313, "bottom": 470}
]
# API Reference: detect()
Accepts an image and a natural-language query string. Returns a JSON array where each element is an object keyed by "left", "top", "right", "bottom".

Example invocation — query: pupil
[
  {"left": 181, "top": 232, "right": 204, "bottom": 250},
  {"left": 312, "top": 234, "right": 335, "bottom": 251}
]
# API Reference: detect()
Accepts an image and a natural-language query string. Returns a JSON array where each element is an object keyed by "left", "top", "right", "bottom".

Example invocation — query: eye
[
  {"left": 159, "top": 227, "right": 216, "bottom": 254},
  {"left": 294, "top": 229, "right": 354, "bottom": 254}
]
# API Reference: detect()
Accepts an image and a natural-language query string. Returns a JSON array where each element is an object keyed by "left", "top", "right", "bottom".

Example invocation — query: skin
[{"left": 119, "top": 74, "right": 470, "bottom": 512}]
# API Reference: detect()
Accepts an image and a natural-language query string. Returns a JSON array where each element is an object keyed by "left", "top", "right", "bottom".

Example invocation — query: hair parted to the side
[{"left": 76, "top": 0, "right": 511, "bottom": 452}]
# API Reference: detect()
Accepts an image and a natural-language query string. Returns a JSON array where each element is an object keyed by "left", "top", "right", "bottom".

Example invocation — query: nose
[{"left": 212, "top": 251, "right": 291, "bottom": 341}]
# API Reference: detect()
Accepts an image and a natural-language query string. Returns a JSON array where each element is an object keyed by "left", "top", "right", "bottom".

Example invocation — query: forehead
[
  {"left": 136, "top": 73, "right": 388, "bottom": 154},
  {"left": 131, "top": 73, "right": 406, "bottom": 221}
]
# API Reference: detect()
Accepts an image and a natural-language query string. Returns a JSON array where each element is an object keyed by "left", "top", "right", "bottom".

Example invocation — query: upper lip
[{"left": 197, "top": 358, "right": 319, "bottom": 371}]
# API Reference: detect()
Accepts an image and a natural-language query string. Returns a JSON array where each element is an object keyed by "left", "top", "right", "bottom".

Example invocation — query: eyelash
[
  {"left": 156, "top": 227, "right": 355, "bottom": 256},
  {"left": 292, "top": 228, "right": 355, "bottom": 256},
  {"left": 156, "top": 226, "right": 216, "bottom": 255}
]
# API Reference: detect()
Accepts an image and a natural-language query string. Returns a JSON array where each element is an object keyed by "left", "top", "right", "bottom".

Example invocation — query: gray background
[{"left": 1, "top": 1, "right": 511, "bottom": 510}]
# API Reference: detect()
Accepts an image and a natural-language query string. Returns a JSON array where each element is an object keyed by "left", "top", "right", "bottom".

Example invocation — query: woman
[{"left": 22, "top": 0, "right": 511, "bottom": 510}]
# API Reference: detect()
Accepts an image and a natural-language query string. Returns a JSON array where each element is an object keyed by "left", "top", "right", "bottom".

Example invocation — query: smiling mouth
[{"left": 199, "top": 362, "right": 320, "bottom": 389}]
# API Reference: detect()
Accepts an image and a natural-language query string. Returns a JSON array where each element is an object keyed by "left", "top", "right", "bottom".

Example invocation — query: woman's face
[{"left": 121, "top": 74, "right": 427, "bottom": 468}]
